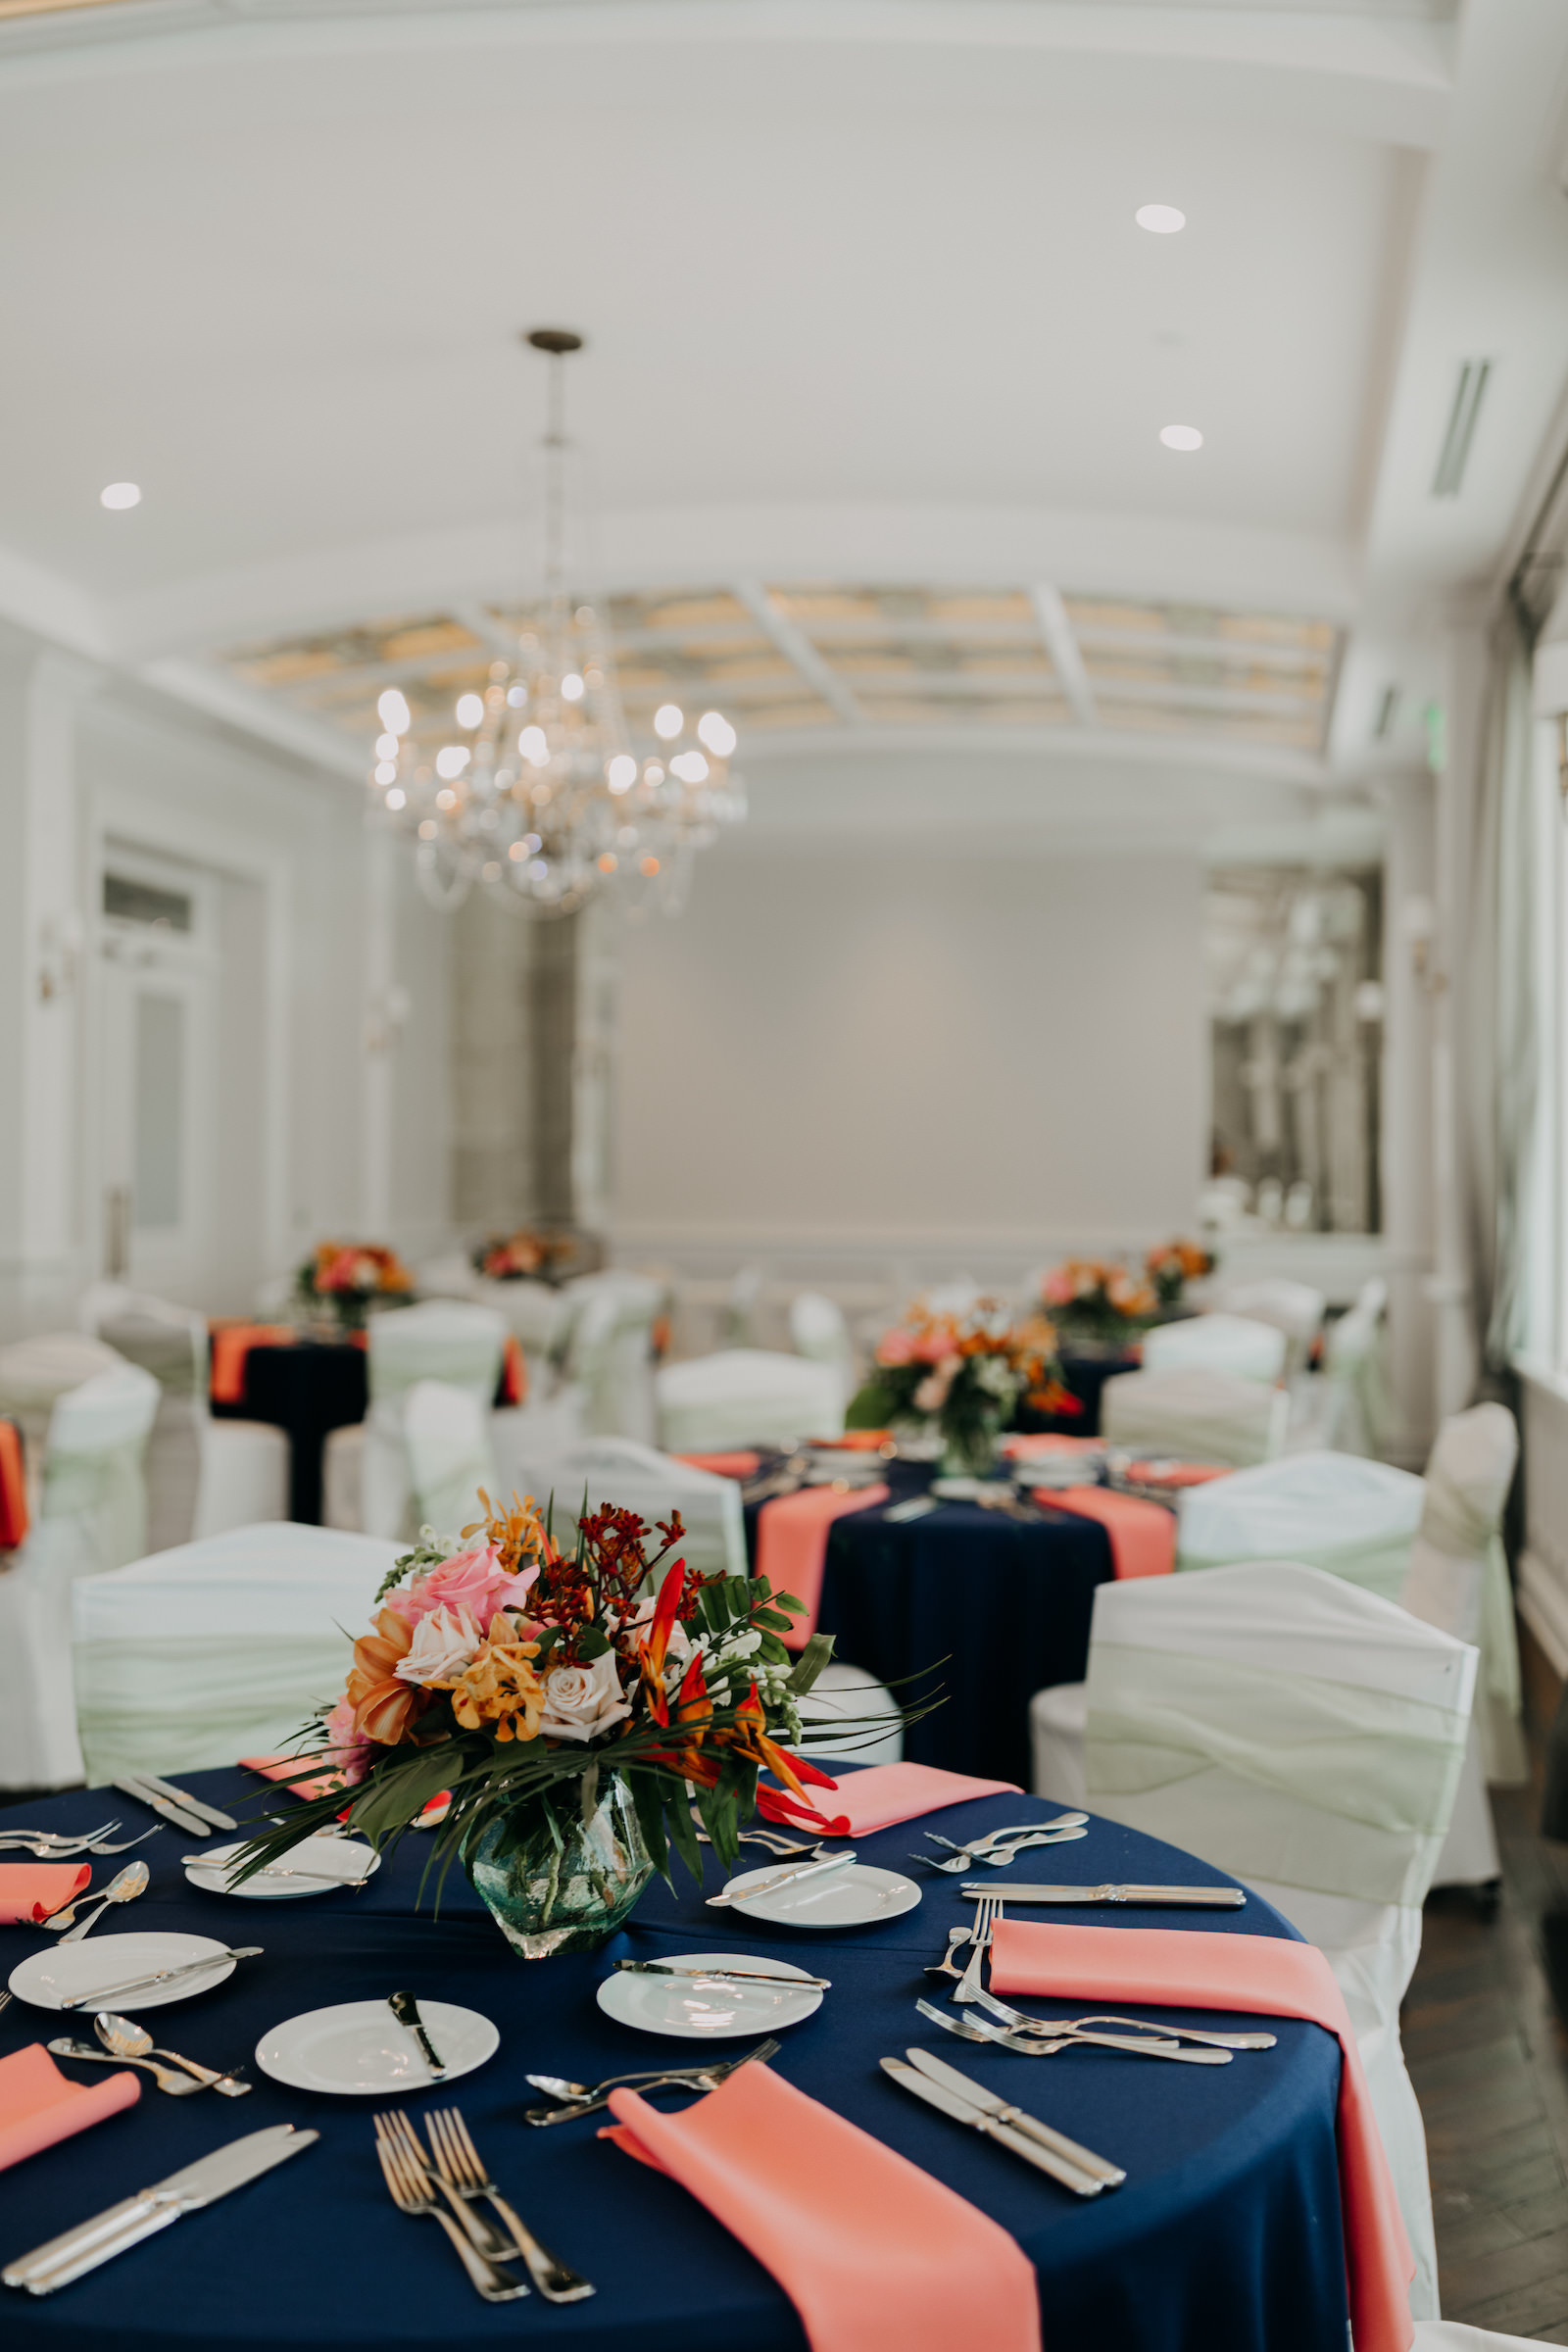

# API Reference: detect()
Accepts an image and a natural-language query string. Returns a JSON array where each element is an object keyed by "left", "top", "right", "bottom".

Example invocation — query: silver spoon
[
  {"left": 45, "top": 1859, "right": 151, "bottom": 1939},
  {"left": 46, "top": 2038, "right": 205, "bottom": 2096},
  {"left": 93, "top": 2011, "right": 251, "bottom": 2095}
]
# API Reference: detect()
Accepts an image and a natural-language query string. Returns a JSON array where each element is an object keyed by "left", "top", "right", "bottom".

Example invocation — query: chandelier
[{"left": 368, "top": 328, "right": 744, "bottom": 916}]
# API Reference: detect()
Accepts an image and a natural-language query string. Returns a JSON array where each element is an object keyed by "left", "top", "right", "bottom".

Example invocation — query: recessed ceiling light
[
  {"left": 1137, "top": 205, "right": 1186, "bottom": 235},
  {"left": 100, "top": 481, "right": 141, "bottom": 510},
  {"left": 1159, "top": 424, "right": 1203, "bottom": 452}
]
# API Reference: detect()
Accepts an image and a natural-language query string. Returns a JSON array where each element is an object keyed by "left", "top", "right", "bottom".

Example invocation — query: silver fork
[
  {"left": 373, "top": 2129, "right": 527, "bottom": 2301},
  {"left": 952, "top": 1893, "right": 1002, "bottom": 2004},
  {"left": 0, "top": 1819, "right": 120, "bottom": 1851},
  {"left": 377, "top": 2112, "right": 512, "bottom": 2261},
  {"left": 971, "top": 1989, "right": 1276, "bottom": 2051},
  {"left": 0, "top": 1826, "right": 158, "bottom": 1858},
  {"left": 427, "top": 2109, "right": 594, "bottom": 2303}
]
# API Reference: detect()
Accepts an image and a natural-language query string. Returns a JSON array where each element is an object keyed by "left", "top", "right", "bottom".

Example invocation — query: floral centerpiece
[
  {"left": 231, "top": 1491, "right": 881, "bottom": 1957},
  {"left": 296, "top": 1241, "right": 415, "bottom": 1334},
  {"left": 845, "top": 1298, "right": 1066, "bottom": 1476},
  {"left": 1037, "top": 1257, "right": 1158, "bottom": 1352},
  {"left": 471, "top": 1228, "right": 580, "bottom": 1286},
  {"left": 1145, "top": 1237, "right": 1215, "bottom": 1306}
]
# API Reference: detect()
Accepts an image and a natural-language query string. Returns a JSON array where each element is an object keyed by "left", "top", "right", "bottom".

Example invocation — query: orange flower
[
  {"left": 346, "top": 1607, "right": 430, "bottom": 1745},
  {"left": 437, "top": 1634, "right": 545, "bottom": 1741}
]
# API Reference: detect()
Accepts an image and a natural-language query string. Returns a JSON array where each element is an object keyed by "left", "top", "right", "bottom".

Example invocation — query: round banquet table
[
  {"left": 747, "top": 1463, "right": 1118, "bottom": 1788},
  {"left": 209, "top": 1342, "right": 368, "bottom": 1525},
  {"left": 1, "top": 1772, "right": 1349, "bottom": 2352}
]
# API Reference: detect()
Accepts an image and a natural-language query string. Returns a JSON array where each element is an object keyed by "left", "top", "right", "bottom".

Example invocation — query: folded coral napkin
[
  {"left": 1046, "top": 1487, "right": 1175, "bottom": 1580},
  {"left": 755, "top": 1482, "right": 889, "bottom": 1646},
  {"left": 240, "top": 1751, "right": 345, "bottom": 1803},
  {"left": 759, "top": 1761, "right": 1020, "bottom": 1838},
  {"left": 673, "top": 1450, "right": 761, "bottom": 1480},
  {"left": 1125, "top": 1459, "right": 1230, "bottom": 1489},
  {"left": 603, "top": 2062, "right": 1040, "bottom": 2352},
  {"left": 989, "top": 1921, "right": 1414, "bottom": 2352},
  {"left": 1001, "top": 1434, "right": 1102, "bottom": 1460},
  {"left": 209, "top": 1322, "right": 295, "bottom": 1406},
  {"left": 0, "top": 2043, "right": 140, "bottom": 2176},
  {"left": 0, "top": 1863, "right": 89, "bottom": 1926},
  {"left": 0, "top": 1417, "right": 27, "bottom": 1550}
]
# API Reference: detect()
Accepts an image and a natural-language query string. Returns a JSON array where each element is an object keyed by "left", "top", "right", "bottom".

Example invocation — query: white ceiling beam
[
  {"left": 1031, "top": 584, "right": 1098, "bottom": 726},
  {"left": 733, "top": 579, "right": 862, "bottom": 725}
]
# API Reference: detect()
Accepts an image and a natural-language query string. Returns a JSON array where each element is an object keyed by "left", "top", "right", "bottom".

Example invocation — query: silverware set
[
  {"left": 915, "top": 1815, "right": 1089, "bottom": 1873},
  {"left": 523, "top": 2035, "right": 780, "bottom": 2125},
  {"left": 113, "top": 1775, "right": 237, "bottom": 1838},
  {"left": 0, "top": 1820, "right": 162, "bottom": 1859},
  {"left": 374, "top": 2108, "right": 593, "bottom": 2303},
  {"left": 915, "top": 1997, "right": 1232, "bottom": 2065},
  {"left": 957, "top": 1880, "right": 1248, "bottom": 1908},
  {"left": 47, "top": 2009, "right": 250, "bottom": 2096},
  {"left": 43, "top": 1860, "right": 151, "bottom": 1940},
  {"left": 882, "top": 2048, "right": 1124, "bottom": 2196},
  {"left": 706, "top": 1848, "right": 857, "bottom": 1909}
]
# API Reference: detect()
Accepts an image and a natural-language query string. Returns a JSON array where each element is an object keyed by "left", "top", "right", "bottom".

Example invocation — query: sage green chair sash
[
  {"left": 368, "top": 1301, "right": 506, "bottom": 1405},
  {"left": 1102, "top": 1367, "right": 1289, "bottom": 1468},
  {"left": 1177, "top": 1450, "right": 1423, "bottom": 1602},
  {"left": 1401, "top": 1402, "right": 1524, "bottom": 1786}
]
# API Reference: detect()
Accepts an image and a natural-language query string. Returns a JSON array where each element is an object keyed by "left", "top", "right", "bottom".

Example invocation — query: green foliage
[{"left": 845, "top": 1381, "right": 899, "bottom": 1429}]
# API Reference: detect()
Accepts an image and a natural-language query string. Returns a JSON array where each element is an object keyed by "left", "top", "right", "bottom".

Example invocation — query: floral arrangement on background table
[
  {"left": 232, "top": 1490, "right": 882, "bottom": 1956},
  {"left": 295, "top": 1242, "right": 415, "bottom": 1334},
  {"left": 1146, "top": 1236, "right": 1215, "bottom": 1305},
  {"left": 1037, "top": 1256, "right": 1159, "bottom": 1351},
  {"left": 844, "top": 1298, "right": 1067, "bottom": 1475},
  {"left": 470, "top": 1228, "right": 581, "bottom": 1286}
]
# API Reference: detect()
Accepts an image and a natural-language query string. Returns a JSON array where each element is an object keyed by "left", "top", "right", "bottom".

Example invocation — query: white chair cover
[
  {"left": 368, "top": 1299, "right": 506, "bottom": 1404},
  {"left": 1141, "top": 1313, "right": 1289, "bottom": 1385},
  {"left": 415, "top": 1253, "right": 480, "bottom": 1300},
  {"left": 1211, "top": 1278, "right": 1326, "bottom": 1361},
  {"left": 329, "top": 1303, "right": 508, "bottom": 1541},
  {"left": 1101, "top": 1366, "right": 1289, "bottom": 1468},
  {"left": 0, "top": 1331, "right": 123, "bottom": 1513},
  {"left": 42, "top": 1363, "right": 162, "bottom": 1576},
  {"left": 559, "top": 1273, "right": 664, "bottom": 1444},
  {"left": 403, "top": 1380, "right": 500, "bottom": 1540},
  {"left": 656, "top": 1348, "right": 846, "bottom": 1452},
  {"left": 789, "top": 1292, "right": 856, "bottom": 1411},
  {"left": 1029, "top": 1680, "right": 1088, "bottom": 1807},
  {"left": 73, "top": 1521, "right": 403, "bottom": 1783},
  {"left": 1177, "top": 1450, "right": 1424, "bottom": 1602},
  {"left": 489, "top": 1435, "right": 746, "bottom": 1582},
  {"left": 1412, "top": 2326, "right": 1542, "bottom": 2350},
  {"left": 795, "top": 1660, "right": 904, "bottom": 1766},
  {"left": 1084, "top": 1561, "right": 1477, "bottom": 2322},
  {"left": 473, "top": 1275, "right": 574, "bottom": 1368}
]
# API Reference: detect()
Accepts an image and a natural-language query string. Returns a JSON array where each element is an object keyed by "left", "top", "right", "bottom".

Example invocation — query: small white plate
[
  {"left": 256, "top": 1999, "right": 498, "bottom": 2095},
  {"left": 597, "top": 1951, "right": 823, "bottom": 2039},
  {"left": 8, "top": 1932, "right": 239, "bottom": 2013},
  {"left": 718, "top": 1861, "right": 920, "bottom": 1929},
  {"left": 184, "top": 1836, "right": 380, "bottom": 1901},
  {"left": 929, "top": 1476, "right": 993, "bottom": 1501}
]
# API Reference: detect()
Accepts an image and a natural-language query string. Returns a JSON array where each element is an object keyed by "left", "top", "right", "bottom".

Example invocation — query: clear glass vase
[
  {"left": 465, "top": 1776, "right": 655, "bottom": 1958},
  {"left": 939, "top": 1404, "right": 1004, "bottom": 1479}
]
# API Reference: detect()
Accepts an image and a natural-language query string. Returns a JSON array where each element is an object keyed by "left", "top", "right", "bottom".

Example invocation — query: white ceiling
[{"left": 0, "top": 0, "right": 1565, "bottom": 849}]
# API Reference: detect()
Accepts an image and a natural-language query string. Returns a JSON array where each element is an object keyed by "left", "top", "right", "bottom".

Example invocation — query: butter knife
[
  {"left": 114, "top": 1777, "right": 210, "bottom": 1838},
  {"left": 613, "top": 1960, "right": 833, "bottom": 1990},
  {"left": 706, "top": 1849, "right": 857, "bottom": 1909},
  {"left": 388, "top": 1988, "right": 445, "bottom": 2078},
  {"left": 131, "top": 1774, "right": 238, "bottom": 1835},
  {"left": 879, "top": 2058, "right": 1104, "bottom": 2196},
  {"left": 904, "top": 2047, "right": 1126, "bottom": 2183},
  {"left": 4, "top": 2125, "right": 318, "bottom": 2293},
  {"left": 58, "top": 1944, "right": 264, "bottom": 2010},
  {"left": 960, "top": 1882, "right": 1247, "bottom": 1907}
]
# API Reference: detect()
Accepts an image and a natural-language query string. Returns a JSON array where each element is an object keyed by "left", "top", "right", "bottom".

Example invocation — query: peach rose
[{"left": 384, "top": 1544, "right": 539, "bottom": 1637}]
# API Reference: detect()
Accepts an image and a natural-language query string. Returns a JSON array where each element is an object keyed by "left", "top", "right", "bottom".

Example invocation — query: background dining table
[{"left": 0, "top": 1771, "right": 1348, "bottom": 2352}]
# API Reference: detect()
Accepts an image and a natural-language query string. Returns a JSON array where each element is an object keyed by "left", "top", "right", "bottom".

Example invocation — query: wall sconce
[{"left": 37, "top": 910, "right": 83, "bottom": 1004}]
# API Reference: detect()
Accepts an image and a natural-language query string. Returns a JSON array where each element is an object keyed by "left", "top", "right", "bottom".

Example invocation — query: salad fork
[
  {"left": 374, "top": 2131, "right": 527, "bottom": 2301},
  {"left": 932, "top": 2002, "right": 1230, "bottom": 2065},
  {"left": 970, "top": 1988, "right": 1276, "bottom": 2051},
  {"left": 427, "top": 2109, "right": 595, "bottom": 2302},
  {"left": 952, "top": 1893, "right": 1003, "bottom": 2004}
]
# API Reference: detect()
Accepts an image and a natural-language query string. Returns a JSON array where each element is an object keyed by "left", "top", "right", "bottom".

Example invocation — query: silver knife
[
  {"left": 959, "top": 1882, "right": 1247, "bottom": 1906},
  {"left": 4, "top": 2126, "right": 318, "bottom": 2293},
  {"left": 879, "top": 2058, "right": 1105, "bottom": 2196},
  {"left": 115, "top": 1777, "right": 211, "bottom": 1838},
  {"left": 904, "top": 2046, "right": 1127, "bottom": 2183},
  {"left": 388, "top": 1988, "right": 445, "bottom": 2078},
  {"left": 613, "top": 1960, "right": 833, "bottom": 1990},
  {"left": 131, "top": 1774, "right": 238, "bottom": 1835},
  {"left": 58, "top": 1944, "right": 263, "bottom": 2010},
  {"left": 706, "top": 1849, "right": 857, "bottom": 1909}
]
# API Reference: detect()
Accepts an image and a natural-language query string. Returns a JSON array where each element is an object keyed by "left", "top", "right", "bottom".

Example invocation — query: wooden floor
[{"left": 1408, "top": 1725, "right": 1568, "bottom": 2337}]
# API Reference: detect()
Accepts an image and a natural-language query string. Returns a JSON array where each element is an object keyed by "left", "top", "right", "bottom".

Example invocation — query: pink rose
[
  {"left": 320, "top": 1695, "right": 373, "bottom": 1785},
  {"left": 385, "top": 1543, "right": 540, "bottom": 1636},
  {"left": 1043, "top": 1271, "right": 1073, "bottom": 1306},
  {"left": 876, "top": 1329, "right": 917, "bottom": 1367},
  {"left": 913, "top": 1357, "right": 959, "bottom": 1414}
]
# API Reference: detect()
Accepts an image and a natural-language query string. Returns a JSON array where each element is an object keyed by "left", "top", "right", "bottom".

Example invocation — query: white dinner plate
[
  {"left": 184, "top": 1835, "right": 380, "bottom": 1901},
  {"left": 8, "top": 1931, "right": 239, "bottom": 2013},
  {"left": 256, "top": 1999, "right": 498, "bottom": 2094},
  {"left": 929, "top": 1476, "right": 992, "bottom": 1501},
  {"left": 597, "top": 1951, "right": 823, "bottom": 2039},
  {"left": 718, "top": 1861, "right": 920, "bottom": 1929}
]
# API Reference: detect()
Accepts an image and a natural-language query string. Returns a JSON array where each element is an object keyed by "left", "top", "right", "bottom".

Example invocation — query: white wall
[{"left": 611, "top": 842, "right": 1206, "bottom": 1272}]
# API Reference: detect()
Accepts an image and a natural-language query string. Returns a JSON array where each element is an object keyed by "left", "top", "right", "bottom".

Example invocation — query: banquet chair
[
  {"left": 1284, "top": 1278, "right": 1392, "bottom": 1456},
  {"left": 1399, "top": 1402, "right": 1523, "bottom": 1894},
  {"left": 656, "top": 1348, "right": 846, "bottom": 1453},
  {"left": 1413, "top": 2328, "right": 1543, "bottom": 2349},
  {"left": 72, "top": 1521, "right": 402, "bottom": 1784},
  {"left": 1101, "top": 1365, "right": 1290, "bottom": 1468},
  {"left": 1082, "top": 1561, "right": 1476, "bottom": 2322},
  {"left": 1177, "top": 1450, "right": 1424, "bottom": 1602},
  {"left": 1140, "top": 1312, "right": 1289, "bottom": 1386},
  {"left": 472, "top": 1273, "right": 574, "bottom": 1387},
  {"left": 0, "top": 1329, "right": 123, "bottom": 1515},
  {"left": 788, "top": 1292, "right": 857, "bottom": 1411},
  {"left": 415, "top": 1252, "right": 480, "bottom": 1300},
  {"left": 402, "top": 1380, "right": 500, "bottom": 1540},
  {"left": 795, "top": 1660, "right": 904, "bottom": 1766},
  {"left": 725, "top": 1263, "right": 767, "bottom": 1348},
  {"left": 323, "top": 1299, "right": 507, "bottom": 1540},
  {"left": 1209, "top": 1278, "right": 1326, "bottom": 1375},
  {"left": 558, "top": 1272, "right": 665, "bottom": 1443},
  {"left": 485, "top": 1434, "right": 746, "bottom": 1581}
]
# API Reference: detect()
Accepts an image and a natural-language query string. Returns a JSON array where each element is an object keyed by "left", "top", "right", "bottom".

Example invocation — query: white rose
[
  {"left": 394, "top": 1602, "right": 483, "bottom": 1686},
  {"left": 538, "top": 1648, "right": 632, "bottom": 1743}
]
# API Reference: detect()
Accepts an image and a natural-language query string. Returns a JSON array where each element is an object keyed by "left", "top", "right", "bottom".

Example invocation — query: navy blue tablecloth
[{"left": 0, "top": 1773, "right": 1348, "bottom": 2352}]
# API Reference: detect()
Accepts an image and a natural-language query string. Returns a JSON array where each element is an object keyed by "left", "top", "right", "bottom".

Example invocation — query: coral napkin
[
  {"left": 209, "top": 1322, "right": 295, "bottom": 1405},
  {"left": 240, "top": 1751, "right": 346, "bottom": 1803},
  {"left": 0, "top": 1863, "right": 89, "bottom": 1926},
  {"left": 500, "top": 1335, "right": 527, "bottom": 1406},
  {"left": 1046, "top": 1487, "right": 1175, "bottom": 1580},
  {"left": 1001, "top": 1434, "right": 1102, "bottom": 1460},
  {"left": 759, "top": 1761, "right": 1022, "bottom": 1838},
  {"left": 0, "top": 1416, "right": 27, "bottom": 1549},
  {"left": 1125, "top": 1459, "right": 1230, "bottom": 1489},
  {"left": 989, "top": 1921, "right": 1414, "bottom": 2352},
  {"left": 0, "top": 2044, "right": 140, "bottom": 2176},
  {"left": 673, "top": 1450, "right": 761, "bottom": 1480},
  {"left": 755, "top": 1482, "right": 888, "bottom": 1646},
  {"left": 603, "top": 2062, "right": 1041, "bottom": 2352}
]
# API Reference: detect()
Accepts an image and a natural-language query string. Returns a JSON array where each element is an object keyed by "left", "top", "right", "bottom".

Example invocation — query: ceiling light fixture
[
  {"left": 1432, "top": 359, "right": 1491, "bottom": 499},
  {"left": 1159, "top": 424, "right": 1203, "bottom": 452},
  {"left": 1136, "top": 205, "right": 1186, "bottom": 235},
  {"left": 99, "top": 482, "right": 141, "bottom": 510},
  {"left": 369, "top": 331, "right": 743, "bottom": 916}
]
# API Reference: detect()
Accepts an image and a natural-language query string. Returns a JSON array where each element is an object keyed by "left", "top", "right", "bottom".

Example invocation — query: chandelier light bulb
[
  {"left": 654, "top": 704, "right": 684, "bottom": 741},
  {"left": 508, "top": 840, "right": 526, "bottom": 861},
  {"left": 518, "top": 725, "right": 549, "bottom": 765},
  {"left": 507, "top": 683, "right": 527, "bottom": 707},
  {"left": 417, "top": 819, "right": 437, "bottom": 841},
  {"left": 374, "top": 732, "right": 400, "bottom": 760},
  {"left": 435, "top": 787, "right": 458, "bottom": 810},
  {"left": 385, "top": 787, "right": 406, "bottom": 810},
  {"left": 455, "top": 693, "right": 485, "bottom": 728},
  {"left": 1159, "top": 424, "right": 1203, "bottom": 452},
  {"left": 378, "top": 688, "right": 412, "bottom": 735},
  {"left": 562, "top": 673, "right": 586, "bottom": 703},
  {"left": 100, "top": 481, "right": 141, "bottom": 510},
  {"left": 1136, "top": 204, "right": 1186, "bottom": 234},
  {"left": 435, "top": 745, "right": 469, "bottom": 779},
  {"left": 607, "top": 754, "right": 638, "bottom": 793},
  {"left": 374, "top": 760, "right": 398, "bottom": 786},
  {"left": 670, "top": 750, "right": 710, "bottom": 784},
  {"left": 697, "top": 711, "right": 737, "bottom": 757}
]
